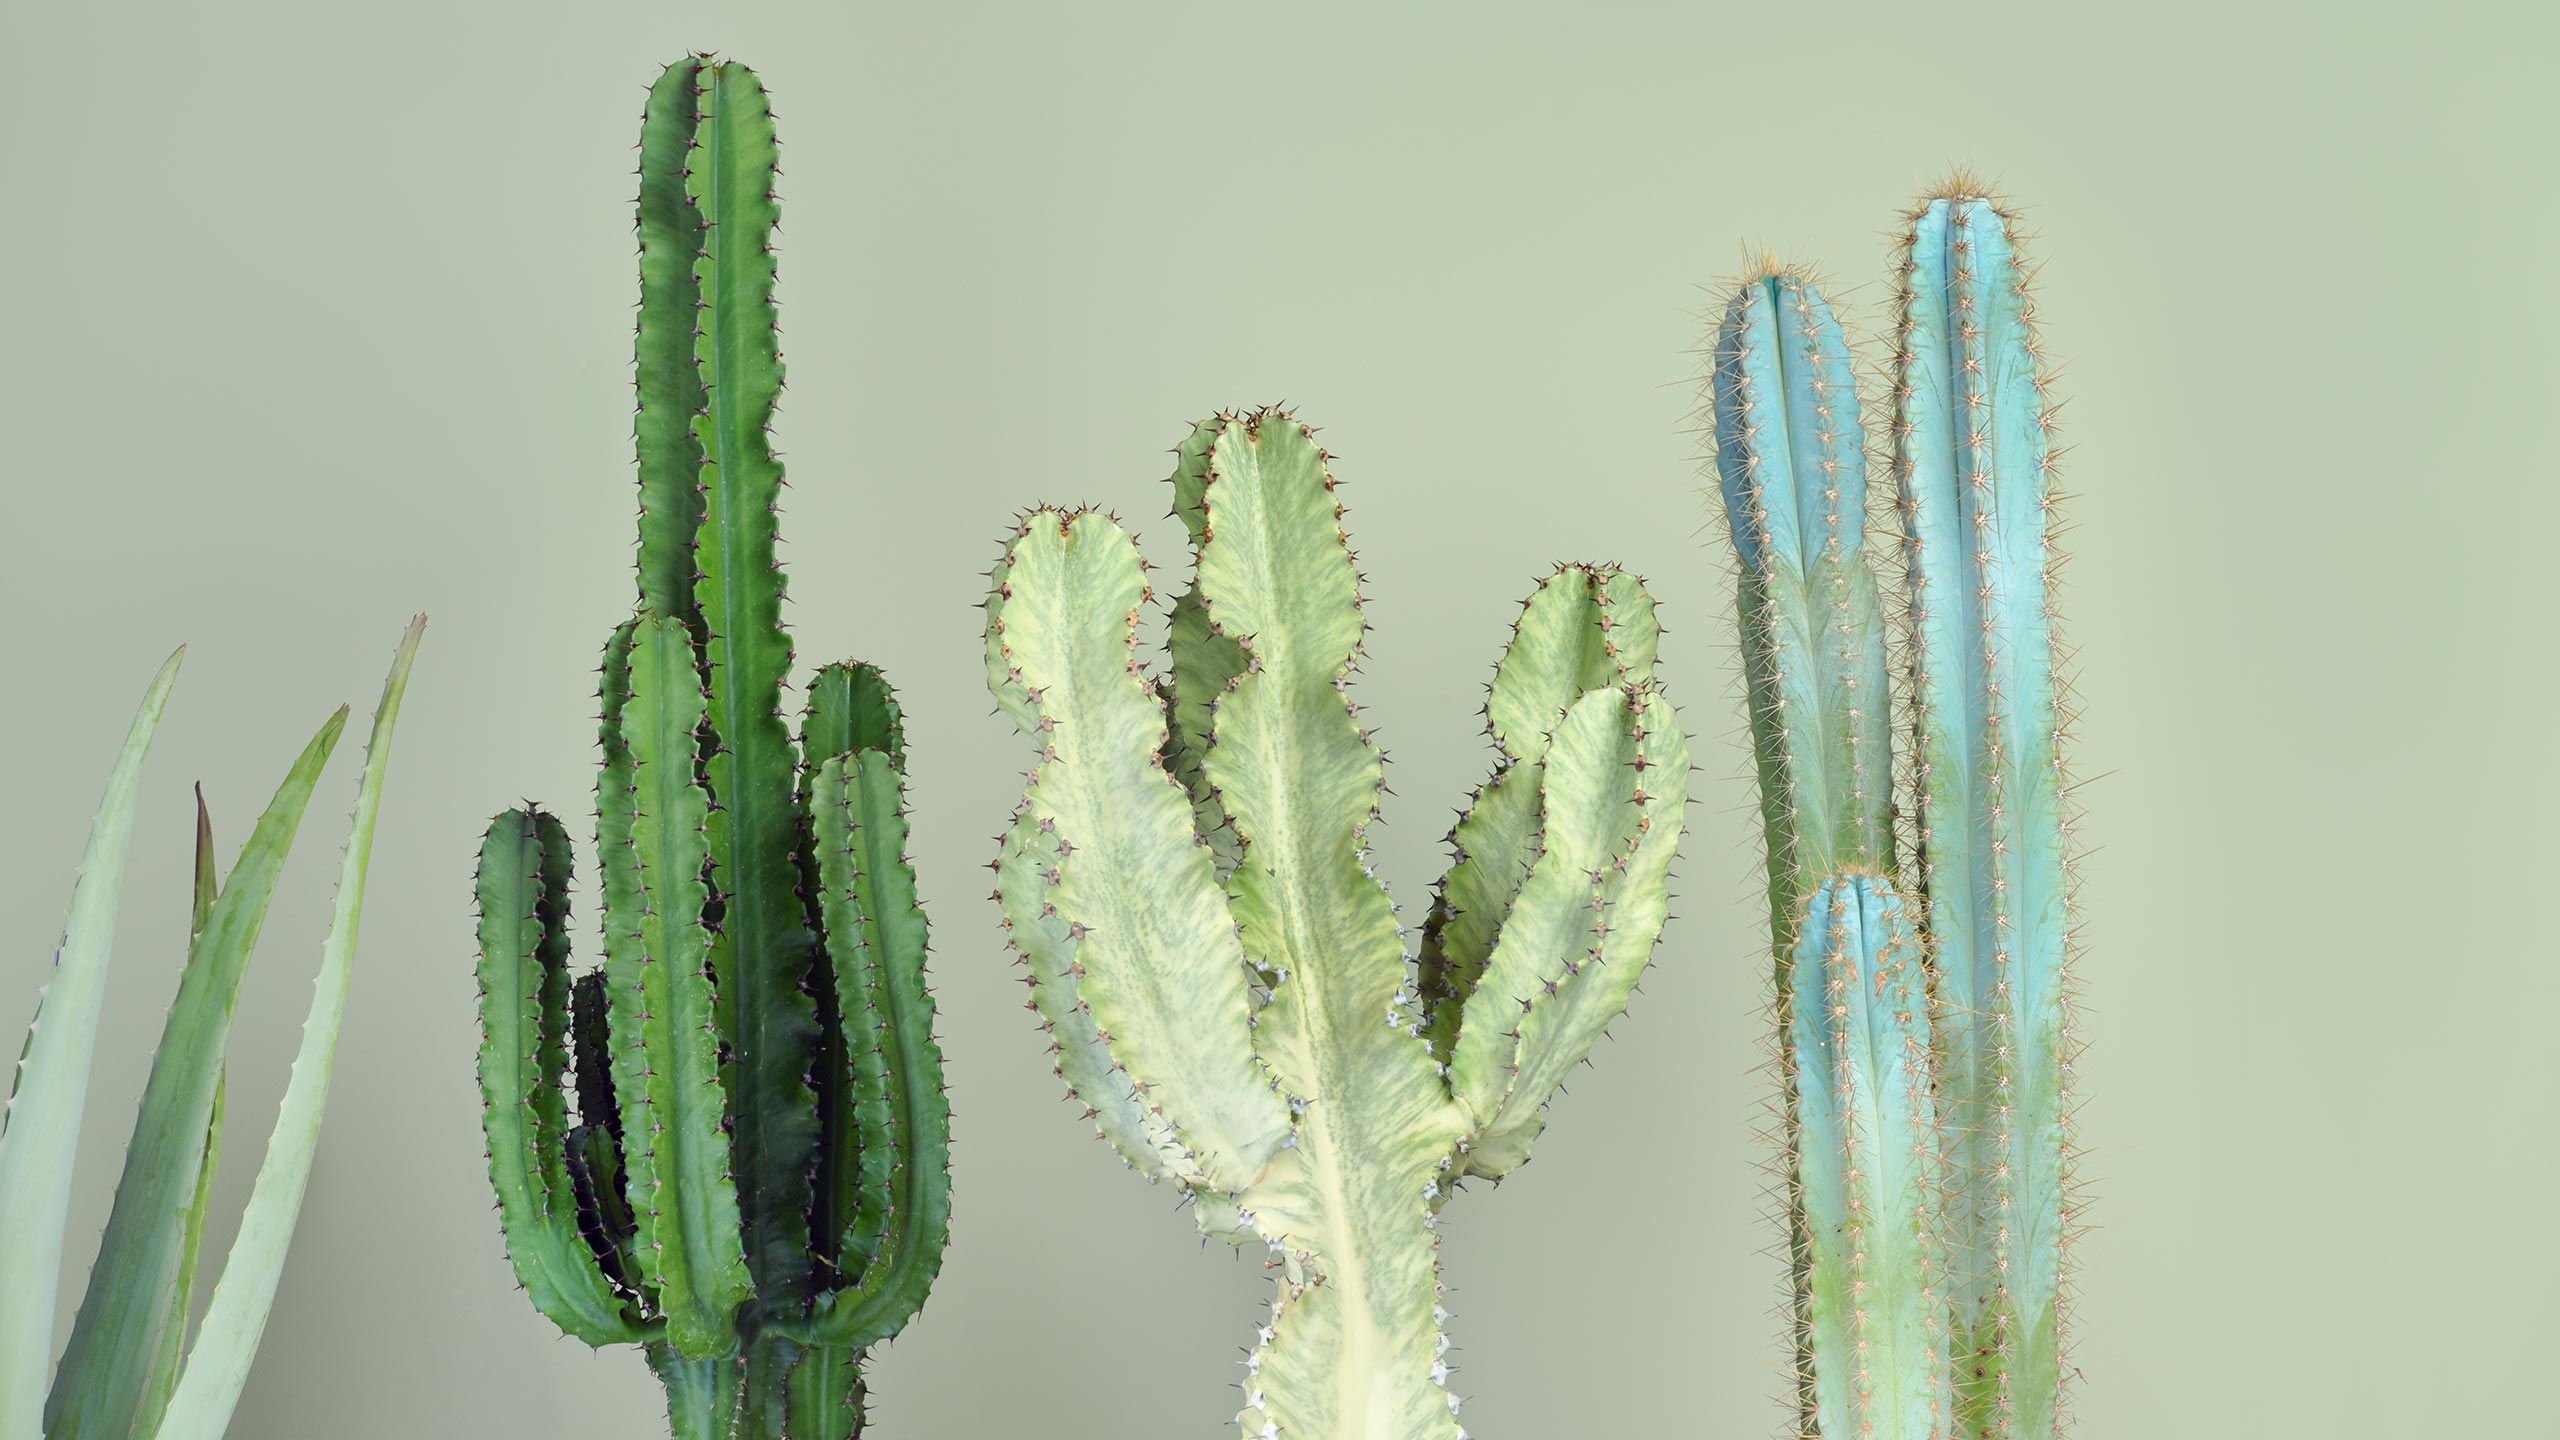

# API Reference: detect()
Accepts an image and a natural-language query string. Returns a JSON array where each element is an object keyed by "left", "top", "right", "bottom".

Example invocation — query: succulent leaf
[
  {"left": 157, "top": 617, "right": 425, "bottom": 1439},
  {"left": 46, "top": 702, "right": 347, "bottom": 1440},
  {"left": 0, "top": 648, "right": 181, "bottom": 1440}
]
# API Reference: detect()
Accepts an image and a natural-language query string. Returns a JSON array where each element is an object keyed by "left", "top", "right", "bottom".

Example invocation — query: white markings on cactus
[{"left": 988, "top": 410, "right": 1688, "bottom": 1439}]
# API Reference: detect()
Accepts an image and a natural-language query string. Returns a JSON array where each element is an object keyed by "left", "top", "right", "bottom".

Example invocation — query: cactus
[
  {"left": 0, "top": 621, "right": 424, "bottom": 1440},
  {"left": 1711, "top": 185, "right": 2078, "bottom": 1440},
  {"left": 471, "top": 56, "right": 947, "bottom": 1439},
  {"left": 985, "top": 408, "right": 1689, "bottom": 1440}
]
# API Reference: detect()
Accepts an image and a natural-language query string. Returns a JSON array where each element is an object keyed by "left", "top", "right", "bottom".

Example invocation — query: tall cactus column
[
  {"left": 1711, "top": 187, "right": 2079, "bottom": 1440},
  {"left": 1891, "top": 194, "right": 2074, "bottom": 1440},
  {"left": 987, "top": 410, "right": 1688, "bottom": 1439},
  {"left": 473, "top": 57, "right": 949, "bottom": 1440},
  {"left": 1717, "top": 266, "right": 1950, "bottom": 1440}
]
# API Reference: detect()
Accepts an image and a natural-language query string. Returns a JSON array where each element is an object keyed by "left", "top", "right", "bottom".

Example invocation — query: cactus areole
[
  {"left": 473, "top": 57, "right": 948, "bottom": 1440},
  {"left": 986, "top": 408, "right": 1691, "bottom": 1439}
]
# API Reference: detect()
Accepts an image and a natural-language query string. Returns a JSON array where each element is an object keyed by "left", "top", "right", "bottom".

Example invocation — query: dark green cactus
[{"left": 473, "top": 57, "right": 947, "bottom": 1439}]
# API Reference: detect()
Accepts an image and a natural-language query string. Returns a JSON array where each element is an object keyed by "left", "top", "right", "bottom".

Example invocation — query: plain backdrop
[{"left": 5, "top": 2, "right": 2553, "bottom": 1436}]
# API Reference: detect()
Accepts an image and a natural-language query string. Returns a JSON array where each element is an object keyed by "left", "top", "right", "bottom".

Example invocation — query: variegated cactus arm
[
  {"left": 1162, "top": 422, "right": 1249, "bottom": 879},
  {"left": 1788, "top": 876, "right": 1947, "bottom": 1440},
  {"left": 994, "top": 807, "right": 1195, "bottom": 1183},
  {"left": 1417, "top": 565, "right": 1660, "bottom": 1065},
  {"left": 985, "top": 508, "right": 1292, "bottom": 1194},
  {"left": 1188, "top": 413, "right": 1465, "bottom": 1440},
  {"left": 473, "top": 809, "right": 646, "bottom": 1346},
  {"left": 1713, "top": 269, "right": 1896, "bottom": 942},
  {"left": 1893, "top": 193, "right": 2072, "bottom": 1440},
  {"left": 1458, "top": 685, "right": 1687, "bottom": 1176}
]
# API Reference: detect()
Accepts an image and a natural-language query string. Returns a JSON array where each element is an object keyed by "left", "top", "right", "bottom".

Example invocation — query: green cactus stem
[
  {"left": 473, "top": 56, "right": 946, "bottom": 1440},
  {"left": 987, "top": 409, "right": 1689, "bottom": 1440}
]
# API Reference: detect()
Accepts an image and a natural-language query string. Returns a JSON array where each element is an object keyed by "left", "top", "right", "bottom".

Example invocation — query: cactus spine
[
  {"left": 986, "top": 410, "right": 1689, "bottom": 1440},
  {"left": 473, "top": 57, "right": 947, "bottom": 1439},
  {"left": 1713, "top": 187, "right": 2077, "bottom": 1440}
]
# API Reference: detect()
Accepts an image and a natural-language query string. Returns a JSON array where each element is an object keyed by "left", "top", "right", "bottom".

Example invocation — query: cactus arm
[
  {"left": 1189, "top": 413, "right": 1427, "bottom": 1107},
  {"left": 1462, "top": 686, "right": 1688, "bottom": 1175},
  {"left": 1164, "top": 421, "right": 1248, "bottom": 875},
  {"left": 1446, "top": 690, "right": 1647, "bottom": 1130},
  {"left": 634, "top": 58, "right": 707, "bottom": 616},
  {"left": 987, "top": 509, "right": 1292, "bottom": 1191},
  {"left": 0, "top": 648, "right": 179, "bottom": 1440},
  {"left": 156, "top": 616, "right": 423, "bottom": 1440},
  {"left": 1894, "top": 195, "right": 2070, "bottom": 1438},
  {"left": 805, "top": 661, "right": 906, "bottom": 767},
  {"left": 686, "top": 60, "right": 820, "bottom": 1316},
  {"left": 474, "top": 808, "right": 644, "bottom": 1345},
  {"left": 986, "top": 547, "right": 1194, "bottom": 1179},
  {"left": 1419, "top": 566, "right": 1660, "bottom": 1063},
  {"left": 45, "top": 703, "right": 346, "bottom": 1440},
  {"left": 610, "top": 613, "right": 752, "bottom": 1358},
  {"left": 1788, "top": 876, "right": 1947, "bottom": 1440},
  {"left": 1185, "top": 413, "right": 1466, "bottom": 1440},
  {"left": 799, "top": 750, "right": 949, "bottom": 1349},
  {"left": 994, "top": 805, "right": 1190, "bottom": 1180},
  {"left": 1714, "top": 271, "right": 1895, "bottom": 914}
]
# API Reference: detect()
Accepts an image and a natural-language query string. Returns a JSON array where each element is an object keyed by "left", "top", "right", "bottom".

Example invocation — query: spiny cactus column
[
  {"left": 986, "top": 409, "right": 1688, "bottom": 1440},
  {"left": 474, "top": 56, "right": 947, "bottom": 1440},
  {"left": 1711, "top": 187, "right": 2079, "bottom": 1440},
  {"left": 1718, "top": 266, "right": 1949, "bottom": 1440},
  {"left": 1890, "top": 193, "right": 2074, "bottom": 1440}
]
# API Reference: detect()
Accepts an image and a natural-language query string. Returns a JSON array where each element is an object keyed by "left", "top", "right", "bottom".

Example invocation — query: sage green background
[{"left": 5, "top": 1, "right": 2551, "bottom": 1435}]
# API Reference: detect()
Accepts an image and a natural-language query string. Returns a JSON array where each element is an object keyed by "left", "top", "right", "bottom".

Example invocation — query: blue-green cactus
[
  {"left": 1713, "top": 185, "right": 2078, "bottom": 1440},
  {"left": 472, "top": 56, "right": 947, "bottom": 1440},
  {"left": 1891, "top": 192, "right": 2073, "bottom": 1440}
]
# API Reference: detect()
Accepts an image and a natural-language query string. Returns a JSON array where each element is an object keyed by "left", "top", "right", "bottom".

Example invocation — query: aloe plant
[
  {"left": 1711, "top": 186, "right": 2078, "bottom": 1440},
  {"left": 471, "top": 56, "right": 947, "bottom": 1439},
  {"left": 0, "top": 619, "right": 424, "bottom": 1440},
  {"left": 985, "top": 408, "right": 1689, "bottom": 1440}
]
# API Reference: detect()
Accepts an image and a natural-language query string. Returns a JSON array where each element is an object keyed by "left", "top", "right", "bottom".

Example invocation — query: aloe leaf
[
  {"left": 0, "top": 647, "right": 182, "bottom": 1440},
  {"left": 134, "top": 1069, "right": 222, "bottom": 1435},
  {"left": 155, "top": 616, "right": 423, "bottom": 1439}
]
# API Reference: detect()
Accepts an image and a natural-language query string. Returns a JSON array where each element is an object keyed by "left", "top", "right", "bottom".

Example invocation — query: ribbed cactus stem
[
  {"left": 1712, "top": 188, "right": 2082, "bottom": 1440},
  {"left": 1715, "top": 267, "right": 1896, "bottom": 948},
  {"left": 475, "top": 55, "right": 946, "bottom": 1437},
  {"left": 987, "top": 409, "right": 1688, "bottom": 1439},
  {"left": 1787, "top": 876, "right": 1947, "bottom": 1440},
  {"left": 1716, "top": 264, "right": 1944, "bottom": 1440},
  {"left": 1892, "top": 192, "right": 2072, "bottom": 1440}
]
